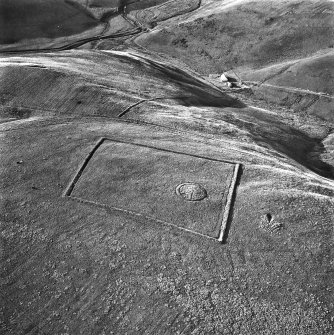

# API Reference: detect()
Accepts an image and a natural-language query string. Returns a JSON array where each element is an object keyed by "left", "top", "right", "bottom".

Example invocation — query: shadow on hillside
[
  {"left": 112, "top": 52, "right": 247, "bottom": 109},
  {"left": 223, "top": 110, "right": 334, "bottom": 180}
]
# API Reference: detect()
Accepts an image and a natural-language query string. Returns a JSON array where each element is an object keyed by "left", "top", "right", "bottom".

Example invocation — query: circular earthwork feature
[{"left": 175, "top": 183, "right": 207, "bottom": 201}]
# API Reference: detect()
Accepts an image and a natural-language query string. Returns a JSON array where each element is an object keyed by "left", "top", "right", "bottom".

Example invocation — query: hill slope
[{"left": 1, "top": 1, "right": 334, "bottom": 334}]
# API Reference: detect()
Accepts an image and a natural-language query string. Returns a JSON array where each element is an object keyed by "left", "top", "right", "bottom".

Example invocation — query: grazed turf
[{"left": 0, "top": 0, "right": 99, "bottom": 44}]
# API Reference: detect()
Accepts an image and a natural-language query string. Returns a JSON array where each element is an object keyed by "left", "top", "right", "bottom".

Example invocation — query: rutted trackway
[
  {"left": 0, "top": 4, "right": 143, "bottom": 55},
  {"left": 0, "top": 0, "right": 202, "bottom": 55},
  {"left": 0, "top": 28, "right": 141, "bottom": 55},
  {"left": 244, "top": 81, "right": 334, "bottom": 98}
]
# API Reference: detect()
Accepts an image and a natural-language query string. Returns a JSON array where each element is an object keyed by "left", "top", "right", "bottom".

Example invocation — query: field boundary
[{"left": 63, "top": 137, "right": 241, "bottom": 243}]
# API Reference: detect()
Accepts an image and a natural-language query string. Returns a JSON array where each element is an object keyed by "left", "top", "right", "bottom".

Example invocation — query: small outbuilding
[{"left": 219, "top": 73, "right": 228, "bottom": 82}]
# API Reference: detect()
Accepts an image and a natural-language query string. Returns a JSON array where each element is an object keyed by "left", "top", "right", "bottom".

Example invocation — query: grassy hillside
[
  {"left": 0, "top": 0, "right": 100, "bottom": 45},
  {"left": 0, "top": 50, "right": 239, "bottom": 120},
  {"left": 1, "top": 1, "right": 334, "bottom": 334},
  {"left": 240, "top": 52, "right": 334, "bottom": 95},
  {"left": 136, "top": 0, "right": 334, "bottom": 73}
]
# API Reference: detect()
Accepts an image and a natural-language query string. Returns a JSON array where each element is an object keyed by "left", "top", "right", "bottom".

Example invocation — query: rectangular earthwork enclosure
[{"left": 66, "top": 139, "right": 240, "bottom": 240}]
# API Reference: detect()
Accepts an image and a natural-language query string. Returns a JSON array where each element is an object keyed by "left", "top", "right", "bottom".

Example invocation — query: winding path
[{"left": 0, "top": 1, "right": 203, "bottom": 54}]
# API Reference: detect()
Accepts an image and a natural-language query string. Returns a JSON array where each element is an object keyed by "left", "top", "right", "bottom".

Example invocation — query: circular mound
[{"left": 175, "top": 183, "right": 207, "bottom": 201}]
